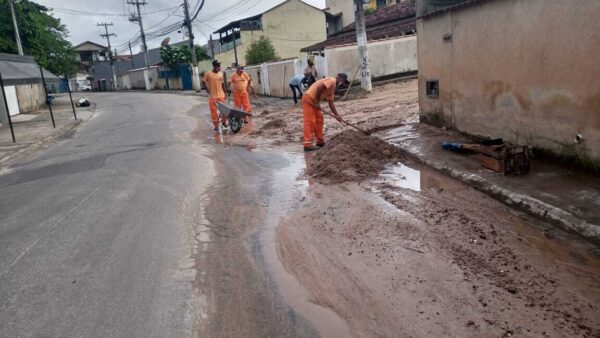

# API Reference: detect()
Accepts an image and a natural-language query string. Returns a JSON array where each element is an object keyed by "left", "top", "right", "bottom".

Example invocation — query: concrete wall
[
  {"left": 241, "top": 66, "right": 265, "bottom": 95},
  {"left": 326, "top": 35, "right": 418, "bottom": 81},
  {"left": 418, "top": 0, "right": 600, "bottom": 163},
  {"left": 209, "top": 0, "right": 327, "bottom": 68},
  {"left": 15, "top": 83, "right": 45, "bottom": 113},
  {"left": 265, "top": 59, "right": 297, "bottom": 97},
  {"left": 126, "top": 68, "right": 159, "bottom": 90}
]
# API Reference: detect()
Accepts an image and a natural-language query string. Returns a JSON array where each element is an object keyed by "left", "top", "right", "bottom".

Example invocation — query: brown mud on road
[
  {"left": 307, "top": 130, "right": 406, "bottom": 184},
  {"left": 234, "top": 79, "right": 419, "bottom": 148},
  {"left": 193, "top": 80, "right": 600, "bottom": 337},
  {"left": 278, "top": 157, "right": 600, "bottom": 337}
]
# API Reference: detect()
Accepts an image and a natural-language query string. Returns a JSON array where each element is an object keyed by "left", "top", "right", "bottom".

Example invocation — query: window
[
  {"left": 376, "top": 0, "right": 387, "bottom": 8},
  {"left": 426, "top": 80, "right": 439, "bottom": 98}
]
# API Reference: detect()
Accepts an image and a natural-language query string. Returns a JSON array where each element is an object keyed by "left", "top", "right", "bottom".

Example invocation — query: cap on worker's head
[
  {"left": 212, "top": 59, "right": 221, "bottom": 67},
  {"left": 337, "top": 72, "right": 349, "bottom": 82}
]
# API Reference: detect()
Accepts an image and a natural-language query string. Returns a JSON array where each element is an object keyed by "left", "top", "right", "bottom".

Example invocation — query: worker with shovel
[
  {"left": 202, "top": 60, "right": 228, "bottom": 130},
  {"left": 302, "top": 73, "right": 349, "bottom": 152},
  {"left": 228, "top": 65, "right": 256, "bottom": 123}
]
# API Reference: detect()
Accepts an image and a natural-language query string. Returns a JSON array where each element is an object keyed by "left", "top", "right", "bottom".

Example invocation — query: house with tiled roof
[{"left": 416, "top": 0, "right": 600, "bottom": 166}]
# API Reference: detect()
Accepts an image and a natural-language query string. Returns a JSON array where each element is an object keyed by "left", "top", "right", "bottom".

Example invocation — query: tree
[
  {"left": 194, "top": 45, "right": 210, "bottom": 61},
  {"left": 0, "top": 0, "right": 76, "bottom": 75},
  {"left": 245, "top": 36, "right": 278, "bottom": 66},
  {"left": 160, "top": 44, "right": 211, "bottom": 69}
]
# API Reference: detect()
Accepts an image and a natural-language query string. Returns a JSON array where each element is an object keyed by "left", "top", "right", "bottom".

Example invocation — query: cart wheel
[{"left": 229, "top": 117, "right": 242, "bottom": 133}]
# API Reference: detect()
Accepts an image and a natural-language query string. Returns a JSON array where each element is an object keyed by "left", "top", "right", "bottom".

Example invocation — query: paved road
[{"left": 0, "top": 93, "right": 215, "bottom": 337}]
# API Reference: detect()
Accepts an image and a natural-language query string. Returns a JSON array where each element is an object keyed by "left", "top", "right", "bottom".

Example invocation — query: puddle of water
[
  {"left": 380, "top": 124, "right": 419, "bottom": 144},
  {"left": 258, "top": 152, "right": 353, "bottom": 338},
  {"left": 379, "top": 163, "right": 422, "bottom": 191},
  {"left": 377, "top": 160, "right": 468, "bottom": 195}
]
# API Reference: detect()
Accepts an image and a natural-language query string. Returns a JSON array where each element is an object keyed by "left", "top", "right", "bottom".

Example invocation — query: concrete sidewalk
[
  {"left": 377, "top": 123, "right": 600, "bottom": 243},
  {"left": 0, "top": 93, "right": 94, "bottom": 170}
]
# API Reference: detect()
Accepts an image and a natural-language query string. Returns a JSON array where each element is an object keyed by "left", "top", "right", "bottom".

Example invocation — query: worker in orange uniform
[
  {"left": 302, "top": 73, "right": 349, "bottom": 151},
  {"left": 202, "top": 60, "right": 228, "bottom": 130},
  {"left": 228, "top": 65, "right": 256, "bottom": 123}
]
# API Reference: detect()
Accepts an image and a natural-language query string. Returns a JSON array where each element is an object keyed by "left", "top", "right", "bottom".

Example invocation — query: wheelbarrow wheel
[{"left": 229, "top": 116, "right": 242, "bottom": 133}]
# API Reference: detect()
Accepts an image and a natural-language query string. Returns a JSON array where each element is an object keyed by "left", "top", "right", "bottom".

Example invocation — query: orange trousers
[
  {"left": 233, "top": 90, "right": 251, "bottom": 113},
  {"left": 209, "top": 97, "right": 227, "bottom": 127},
  {"left": 302, "top": 95, "right": 324, "bottom": 148}
]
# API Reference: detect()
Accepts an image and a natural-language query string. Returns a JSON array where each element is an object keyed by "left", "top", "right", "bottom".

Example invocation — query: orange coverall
[
  {"left": 229, "top": 71, "right": 252, "bottom": 116},
  {"left": 203, "top": 71, "right": 227, "bottom": 127},
  {"left": 302, "top": 77, "right": 336, "bottom": 149}
]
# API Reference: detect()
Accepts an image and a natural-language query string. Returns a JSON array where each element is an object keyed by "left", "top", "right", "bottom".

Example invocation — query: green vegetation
[
  {"left": 0, "top": 0, "right": 76, "bottom": 75},
  {"left": 245, "top": 36, "right": 278, "bottom": 66},
  {"left": 364, "top": 8, "right": 377, "bottom": 15},
  {"left": 160, "top": 44, "right": 211, "bottom": 70}
]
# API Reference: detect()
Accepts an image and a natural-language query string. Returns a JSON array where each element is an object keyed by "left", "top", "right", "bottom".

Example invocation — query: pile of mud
[
  {"left": 307, "top": 130, "right": 405, "bottom": 183},
  {"left": 262, "top": 118, "right": 286, "bottom": 129}
]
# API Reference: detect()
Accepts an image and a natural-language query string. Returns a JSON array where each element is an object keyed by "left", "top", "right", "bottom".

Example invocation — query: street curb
[
  {"left": 0, "top": 120, "right": 81, "bottom": 170},
  {"left": 0, "top": 104, "right": 96, "bottom": 171},
  {"left": 391, "top": 144, "right": 600, "bottom": 243}
]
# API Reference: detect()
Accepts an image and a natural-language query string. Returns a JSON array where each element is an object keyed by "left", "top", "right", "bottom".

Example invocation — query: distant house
[
  {"left": 73, "top": 41, "right": 109, "bottom": 72},
  {"left": 0, "top": 53, "right": 59, "bottom": 123},
  {"left": 302, "top": 3, "right": 417, "bottom": 81},
  {"left": 416, "top": 0, "right": 600, "bottom": 165},
  {"left": 206, "top": 0, "right": 327, "bottom": 68},
  {"left": 91, "top": 40, "right": 193, "bottom": 91}
]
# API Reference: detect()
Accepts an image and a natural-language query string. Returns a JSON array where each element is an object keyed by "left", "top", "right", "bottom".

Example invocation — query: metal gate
[{"left": 180, "top": 65, "right": 192, "bottom": 90}]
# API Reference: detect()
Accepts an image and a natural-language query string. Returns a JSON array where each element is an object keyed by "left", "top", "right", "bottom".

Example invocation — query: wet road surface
[
  {"left": 0, "top": 93, "right": 213, "bottom": 337},
  {"left": 1, "top": 91, "right": 598, "bottom": 337},
  {"left": 0, "top": 92, "right": 349, "bottom": 337}
]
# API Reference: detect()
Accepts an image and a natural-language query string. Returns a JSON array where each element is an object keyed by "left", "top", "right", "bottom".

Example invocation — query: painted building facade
[
  {"left": 417, "top": 0, "right": 600, "bottom": 164},
  {"left": 205, "top": 0, "right": 327, "bottom": 69}
]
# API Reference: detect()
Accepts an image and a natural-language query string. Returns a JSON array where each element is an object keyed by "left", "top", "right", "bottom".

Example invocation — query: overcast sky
[{"left": 36, "top": 0, "right": 325, "bottom": 54}]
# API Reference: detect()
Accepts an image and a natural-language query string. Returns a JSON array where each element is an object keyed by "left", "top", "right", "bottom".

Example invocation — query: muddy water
[
  {"left": 257, "top": 153, "right": 353, "bottom": 338},
  {"left": 198, "top": 131, "right": 352, "bottom": 337}
]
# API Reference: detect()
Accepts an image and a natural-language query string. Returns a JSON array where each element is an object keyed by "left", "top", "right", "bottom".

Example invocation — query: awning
[{"left": 0, "top": 53, "right": 60, "bottom": 86}]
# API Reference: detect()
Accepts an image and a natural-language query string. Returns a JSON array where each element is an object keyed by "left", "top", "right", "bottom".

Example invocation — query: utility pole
[
  {"left": 128, "top": 0, "right": 149, "bottom": 69},
  {"left": 354, "top": 0, "right": 372, "bottom": 92},
  {"left": 114, "top": 48, "right": 120, "bottom": 74},
  {"left": 128, "top": 42, "right": 135, "bottom": 69},
  {"left": 128, "top": 0, "right": 152, "bottom": 90},
  {"left": 232, "top": 29, "right": 239, "bottom": 67},
  {"left": 182, "top": 0, "right": 201, "bottom": 90},
  {"left": 9, "top": 0, "right": 23, "bottom": 55},
  {"left": 98, "top": 22, "right": 117, "bottom": 90},
  {"left": 182, "top": 0, "right": 197, "bottom": 65},
  {"left": 209, "top": 35, "right": 215, "bottom": 58}
]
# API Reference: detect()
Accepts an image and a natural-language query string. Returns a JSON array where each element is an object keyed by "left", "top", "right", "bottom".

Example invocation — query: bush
[{"left": 245, "top": 36, "right": 278, "bottom": 65}]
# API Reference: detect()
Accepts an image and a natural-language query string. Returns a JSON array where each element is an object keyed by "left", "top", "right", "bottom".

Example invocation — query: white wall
[{"left": 325, "top": 35, "right": 418, "bottom": 81}]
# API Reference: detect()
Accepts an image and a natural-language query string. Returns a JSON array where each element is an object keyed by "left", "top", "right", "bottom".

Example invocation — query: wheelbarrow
[{"left": 216, "top": 101, "right": 253, "bottom": 134}]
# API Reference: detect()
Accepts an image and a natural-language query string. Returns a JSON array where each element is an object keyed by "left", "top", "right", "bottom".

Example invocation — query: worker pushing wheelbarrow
[{"left": 216, "top": 101, "right": 253, "bottom": 134}]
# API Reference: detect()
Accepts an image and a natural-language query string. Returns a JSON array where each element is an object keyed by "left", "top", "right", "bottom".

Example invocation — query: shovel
[{"left": 322, "top": 109, "right": 371, "bottom": 135}]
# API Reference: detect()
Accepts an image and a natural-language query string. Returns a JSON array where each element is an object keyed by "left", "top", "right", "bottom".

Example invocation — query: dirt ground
[
  {"left": 222, "top": 79, "right": 600, "bottom": 337},
  {"left": 230, "top": 79, "right": 419, "bottom": 149},
  {"left": 278, "top": 168, "right": 600, "bottom": 337}
]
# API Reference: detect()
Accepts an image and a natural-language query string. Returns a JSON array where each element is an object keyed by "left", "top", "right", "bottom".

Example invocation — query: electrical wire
[{"left": 49, "top": 5, "right": 181, "bottom": 17}]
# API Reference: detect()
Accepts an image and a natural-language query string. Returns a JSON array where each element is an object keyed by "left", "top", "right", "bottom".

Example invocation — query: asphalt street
[{"left": 0, "top": 92, "right": 216, "bottom": 337}]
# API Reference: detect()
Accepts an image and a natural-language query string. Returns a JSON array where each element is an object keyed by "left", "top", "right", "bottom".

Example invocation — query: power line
[{"left": 49, "top": 5, "right": 181, "bottom": 17}]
